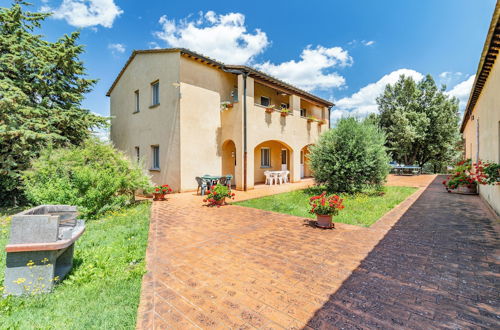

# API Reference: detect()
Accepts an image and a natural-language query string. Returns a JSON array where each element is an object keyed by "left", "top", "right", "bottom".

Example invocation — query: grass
[
  {"left": 0, "top": 202, "right": 150, "bottom": 329},
  {"left": 235, "top": 186, "right": 418, "bottom": 227}
]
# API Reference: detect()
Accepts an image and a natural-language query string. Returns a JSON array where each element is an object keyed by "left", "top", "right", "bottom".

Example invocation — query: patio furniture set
[
  {"left": 390, "top": 163, "right": 422, "bottom": 175},
  {"left": 196, "top": 174, "right": 233, "bottom": 195},
  {"left": 264, "top": 170, "right": 290, "bottom": 185}
]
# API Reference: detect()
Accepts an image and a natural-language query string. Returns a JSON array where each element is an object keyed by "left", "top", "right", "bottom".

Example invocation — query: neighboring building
[
  {"left": 107, "top": 48, "right": 332, "bottom": 192},
  {"left": 461, "top": 2, "right": 500, "bottom": 215}
]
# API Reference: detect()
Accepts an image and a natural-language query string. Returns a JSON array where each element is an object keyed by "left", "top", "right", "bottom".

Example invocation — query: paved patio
[{"left": 137, "top": 175, "right": 499, "bottom": 329}]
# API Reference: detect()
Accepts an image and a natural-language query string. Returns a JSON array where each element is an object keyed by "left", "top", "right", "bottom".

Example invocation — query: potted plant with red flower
[
  {"left": 442, "top": 159, "right": 492, "bottom": 194},
  {"left": 203, "top": 184, "right": 235, "bottom": 207},
  {"left": 309, "top": 192, "right": 345, "bottom": 228},
  {"left": 280, "top": 108, "right": 290, "bottom": 117},
  {"left": 153, "top": 184, "right": 173, "bottom": 201},
  {"left": 307, "top": 115, "right": 317, "bottom": 123},
  {"left": 318, "top": 119, "right": 327, "bottom": 125}
]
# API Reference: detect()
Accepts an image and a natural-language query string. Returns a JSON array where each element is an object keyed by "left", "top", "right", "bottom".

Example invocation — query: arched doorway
[
  {"left": 300, "top": 144, "right": 313, "bottom": 178},
  {"left": 221, "top": 140, "right": 236, "bottom": 183},
  {"left": 253, "top": 140, "right": 293, "bottom": 184}
]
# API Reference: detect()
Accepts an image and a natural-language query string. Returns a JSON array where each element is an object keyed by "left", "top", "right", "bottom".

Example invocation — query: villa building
[
  {"left": 461, "top": 2, "right": 500, "bottom": 215},
  {"left": 107, "top": 48, "right": 332, "bottom": 192}
]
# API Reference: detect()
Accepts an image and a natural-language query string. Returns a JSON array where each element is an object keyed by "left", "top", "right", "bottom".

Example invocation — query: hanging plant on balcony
[
  {"left": 318, "top": 119, "right": 327, "bottom": 125},
  {"left": 220, "top": 101, "right": 233, "bottom": 111},
  {"left": 307, "top": 115, "right": 317, "bottom": 123},
  {"left": 280, "top": 108, "right": 290, "bottom": 117},
  {"left": 265, "top": 105, "right": 275, "bottom": 114}
]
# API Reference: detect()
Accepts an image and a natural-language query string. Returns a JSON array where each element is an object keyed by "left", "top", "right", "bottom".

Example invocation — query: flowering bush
[
  {"left": 442, "top": 159, "right": 499, "bottom": 190},
  {"left": 203, "top": 184, "right": 235, "bottom": 207},
  {"left": 309, "top": 192, "right": 345, "bottom": 216},
  {"left": 153, "top": 184, "right": 173, "bottom": 195}
]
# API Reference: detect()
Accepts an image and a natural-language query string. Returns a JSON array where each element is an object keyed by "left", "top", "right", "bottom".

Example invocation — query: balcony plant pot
[
  {"left": 316, "top": 214, "right": 334, "bottom": 229},
  {"left": 307, "top": 118, "right": 314, "bottom": 123},
  {"left": 265, "top": 108, "right": 274, "bottom": 114},
  {"left": 280, "top": 112, "right": 289, "bottom": 117},
  {"left": 153, "top": 193, "right": 166, "bottom": 201}
]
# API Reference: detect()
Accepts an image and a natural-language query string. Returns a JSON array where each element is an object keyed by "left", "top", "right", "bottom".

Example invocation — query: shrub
[
  {"left": 22, "top": 139, "right": 151, "bottom": 219},
  {"left": 309, "top": 117, "right": 390, "bottom": 193}
]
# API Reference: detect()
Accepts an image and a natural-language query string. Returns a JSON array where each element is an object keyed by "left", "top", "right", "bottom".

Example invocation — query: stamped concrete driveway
[{"left": 137, "top": 176, "right": 499, "bottom": 329}]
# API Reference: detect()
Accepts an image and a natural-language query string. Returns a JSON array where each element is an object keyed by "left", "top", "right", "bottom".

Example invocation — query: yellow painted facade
[
  {"left": 462, "top": 58, "right": 500, "bottom": 215},
  {"left": 109, "top": 49, "right": 330, "bottom": 192}
]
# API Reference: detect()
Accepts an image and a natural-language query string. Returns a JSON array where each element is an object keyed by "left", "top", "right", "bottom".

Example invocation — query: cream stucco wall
[
  {"left": 178, "top": 56, "right": 238, "bottom": 191},
  {"left": 110, "top": 51, "right": 330, "bottom": 193},
  {"left": 109, "top": 52, "right": 181, "bottom": 190},
  {"left": 462, "top": 60, "right": 500, "bottom": 215}
]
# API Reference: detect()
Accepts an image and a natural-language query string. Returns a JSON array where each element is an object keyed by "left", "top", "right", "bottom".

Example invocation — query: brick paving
[{"left": 136, "top": 175, "right": 500, "bottom": 329}]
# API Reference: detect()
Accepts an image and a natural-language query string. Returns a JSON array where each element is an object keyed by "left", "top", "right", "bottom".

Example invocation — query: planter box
[{"left": 447, "top": 184, "right": 478, "bottom": 195}]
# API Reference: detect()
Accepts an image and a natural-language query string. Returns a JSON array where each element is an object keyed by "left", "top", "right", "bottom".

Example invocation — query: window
[
  {"left": 151, "top": 81, "right": 160, "bottom": 106},
  {"left": 300, "top": 108, "right": 306, "bottom": 117},
  {"left": 260, "top": 96, "right": 270, "bottom": 107},
  {"left": 134, "top": 90, "right": 140, "bottom": 113},
  {"left": 151, "top": 145, "right": 160, "bottom": 170},
  {"left": 135, "top": 146, "right": 140, "bottom": 163},
  {"left": 261, "top": 148, "right": 270, "bottom": 167}
]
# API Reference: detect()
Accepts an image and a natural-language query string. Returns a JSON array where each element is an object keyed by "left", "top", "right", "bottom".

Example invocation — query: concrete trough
[{"left": 4, "top": 205, "right": 85, "bottom": 296}]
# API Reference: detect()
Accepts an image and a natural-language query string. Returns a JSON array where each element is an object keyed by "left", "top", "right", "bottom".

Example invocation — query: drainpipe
[
  {"left": 328, "top": 106, "right": 332, "bottom": 129},
  {"left": 221, "top": 67, "right": 249, "bottom": 191}
]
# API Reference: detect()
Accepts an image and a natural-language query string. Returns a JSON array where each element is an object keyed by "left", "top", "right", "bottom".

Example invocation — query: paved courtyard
[{"left": 137, "top": 175, "right": 499, "bottom": 329}]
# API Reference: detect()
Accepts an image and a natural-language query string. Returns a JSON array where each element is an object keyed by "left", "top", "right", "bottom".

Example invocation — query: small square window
[
  {"left": 300, "top": 108, "right": 306, "bottom": 117},
  {"left": 260, "top": 96, "right": 270, "bottom": 107},
  {"left": 134, "top": 90, "right": 140, "bottom": 113},
  {"left": 151, "top": 145, "right": 160, "bottom": 170},
  {"left": 261, "top": 148, "right": 270, "bottom": 167},
  {"left": 151, "top": 81, "right": 160, "bottom": 106}
]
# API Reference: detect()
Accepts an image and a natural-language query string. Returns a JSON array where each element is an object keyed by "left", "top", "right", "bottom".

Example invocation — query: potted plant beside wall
[
  {"left": 220, "top": 101, "right": 233, "bottom": 111},
  {"left": 203, "top": 184, "right": 235, "bottom": 207},
  {"left": 441, "top": 159, "right": 500, "bottom": 194},
  {"left": 153, "top": 184, "right": 173, "bottom": 201},
  {"left": 309, "top": 192, "right": 345, "bottom": 229}
]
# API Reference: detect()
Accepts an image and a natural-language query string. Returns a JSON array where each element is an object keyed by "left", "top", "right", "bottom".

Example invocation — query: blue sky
[{"left": 2, "top": 0, "right": 496, "bottom": 120}]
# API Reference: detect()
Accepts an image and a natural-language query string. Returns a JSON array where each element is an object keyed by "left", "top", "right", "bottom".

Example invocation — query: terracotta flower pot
[
  {"left": 214, "top": 198, "right": 226, "bottom": 206},
  {"left": 316, "top": 214, "right": 334, "bottom": 229},
  {"left": 153, "top": 192, "right": 166, "bottom": 201},
  {"left": 265, "top": 108, "right": 274, "bottom": 114},
  {"left": 307, "top": 119, "right": 314, "bottom": 123},
  {"left": 280, "top": 112, "right": 289, "bottom": 117}
]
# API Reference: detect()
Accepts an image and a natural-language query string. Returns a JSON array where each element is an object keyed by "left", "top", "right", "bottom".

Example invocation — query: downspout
[
  {"left": 221, "top": 67, "right": 249, "bottom": 191},
  {"left": 328, "top": 106, "right": 332, "bottom": 129}
]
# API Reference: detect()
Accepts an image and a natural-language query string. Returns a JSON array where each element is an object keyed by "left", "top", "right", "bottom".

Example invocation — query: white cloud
[
  {"left": 362, "top": 40, "right": 375, "bottom": 46},
  {"left": 255, "top": 45, "right": 352, "bottom": 91},
  {"left": 438, "top": 71, "right": 464, "bottom": 87},
  {"left": 46, "top": 0, "right": 123, "bottom": 28},
  {"left": 333, "top": 69, "right": 424, "bottom": 119},
  {"left": 445, "top": 74, "right": 475, "bottom": 111},
  {"left": 108, "top": 43, "right": 125, "bottom": 55},
  {"left": 154, "top": 11, "right": 269, "bottom": 64}
]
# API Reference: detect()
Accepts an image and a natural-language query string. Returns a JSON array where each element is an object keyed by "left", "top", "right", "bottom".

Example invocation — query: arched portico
[
  {"left": 253, "top": 140, "right": 293, "bottom": 185},
  {"left": 221, "top": 139, "right": 236, "bottom": 185},
  {"left": 300, "top": 144, "right": 314, "bottom": 178}
]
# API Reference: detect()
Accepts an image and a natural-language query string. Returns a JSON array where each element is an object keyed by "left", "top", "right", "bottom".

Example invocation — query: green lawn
[
  {"left": 235, "top": 186, "right": 417, "bottom": 227},
  {"left": 0, "top": 202, "right": 150, "bottom": 329}
]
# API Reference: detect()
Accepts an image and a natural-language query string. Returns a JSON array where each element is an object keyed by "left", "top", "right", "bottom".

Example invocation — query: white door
[
  {"left": 300, "top": 150, "right": 304, "bottom": 178},
  {"left": 281, "top": 149, "right": 288, "bottom": 171}
]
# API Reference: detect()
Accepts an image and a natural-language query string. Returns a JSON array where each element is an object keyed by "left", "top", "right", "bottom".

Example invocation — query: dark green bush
[
  {"left": 309, "top": 117, "right": 390, "bottom": 193},
  {"left": 22, "top": 139, "right": 151, "bottom": 219}
]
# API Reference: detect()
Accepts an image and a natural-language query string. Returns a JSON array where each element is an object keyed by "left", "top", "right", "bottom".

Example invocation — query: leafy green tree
[
  {"left": 309, "top": 117, "right": 390, "bottom": 193},
  {"left": 22, "top": 139, "right": 151, "bottom": 219},
  {"left": 376, "top": 74, "right": 460, "bottom": 169},
  {"left": 0, "top": 1, "right": 107, "bottom": 205}
]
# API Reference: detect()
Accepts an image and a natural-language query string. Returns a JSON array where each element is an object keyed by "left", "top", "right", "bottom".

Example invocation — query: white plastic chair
[
  {"left": 264, "top": 171, "right": 271, "bottom": 185},
  {"left": 277, "top": 172, "right": 284, "bottom": 184},
  {"left": 269, "top": 172, "right": 277, "bottom": 185},
  {"left": 284, "top": 171, "right": 290, "bottom": 183}
]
